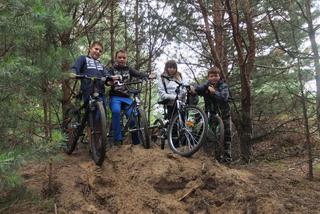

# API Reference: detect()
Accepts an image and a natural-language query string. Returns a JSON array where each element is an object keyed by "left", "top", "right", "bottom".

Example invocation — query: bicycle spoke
[{"left": 168, "top": 106, "right": 208, "bottom": 157}]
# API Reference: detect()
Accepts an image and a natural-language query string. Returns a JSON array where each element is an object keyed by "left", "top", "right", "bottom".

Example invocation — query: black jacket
[
  {"left": 108, "top": 64, "right": 148, "bottom": 97},
  {"left": 195, "top": 80, "right": 230, "bottom": 117}
]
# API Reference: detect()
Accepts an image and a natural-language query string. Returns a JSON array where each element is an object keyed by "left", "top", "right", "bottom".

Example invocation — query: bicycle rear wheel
[
  {"left": 89, "top": 101, "right": 107, "bottom": 166},
  {"left": 152, "top": 119, "right": 166, "bottom": 149},
  {"left": 137, "top": 109, "right": 150, "bottom": 149},
  {"left": 168, "top": 105, "right": 208, "bottom": 157},
  {"left": 62, "top": 107, "right": 81, "bottom": 154}
]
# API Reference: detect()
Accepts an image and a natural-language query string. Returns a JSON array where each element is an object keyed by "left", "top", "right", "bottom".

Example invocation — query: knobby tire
[
  {"left": 89, "top": 101, "right": 107, "bottom": 166},
  {"left": 62, "top": 107, "right": 81, "bottom": 155},
  {"left": 137, "top": 109, "right": 150, "bottom": 149}
]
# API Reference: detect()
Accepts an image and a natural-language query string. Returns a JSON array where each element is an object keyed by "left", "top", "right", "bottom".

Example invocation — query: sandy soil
[{"left": 6, "top": 139, "right": 320, "bottom": 214}]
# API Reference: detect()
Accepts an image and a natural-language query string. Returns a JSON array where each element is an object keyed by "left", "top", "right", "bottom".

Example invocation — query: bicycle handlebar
[
  {"left": 74, "top": 74, "right": 112, "bottom": 82},
  {"left": 161, "top": 75, "right": 191, "bottom": 90}
]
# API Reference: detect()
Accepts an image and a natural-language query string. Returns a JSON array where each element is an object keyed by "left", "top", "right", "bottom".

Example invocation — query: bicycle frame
[
  {"left": 161, "top": 78, "right": 189, "bottom": 127},
  {"left": 76, "top": 77, "right": 106, "bottom": 129},
  {"left": 108, "top": 77, "right": 151, "bottom": 148},
  {"left": 120, "top": 90, "right": 141, "bottom": 133},
  {"left": 151, "top": 76, "right": 208, "bottom": 156}
]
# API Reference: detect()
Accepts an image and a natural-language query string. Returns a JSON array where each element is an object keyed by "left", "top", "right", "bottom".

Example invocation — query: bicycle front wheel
[
  {"left": 208, "top": 115, "right": 224, "bottom": 160},
  {"left": 62, "top": 107, "right": 81, "bottom": 154},
  {"left": 168, "top": 105, "right": 208, "bottom": 157},
  {"left": 137, "top": 109, "right": 150, "bottom": 149},
  {"left": 89, "top": 101, "right": 107, "bottom": 166}
]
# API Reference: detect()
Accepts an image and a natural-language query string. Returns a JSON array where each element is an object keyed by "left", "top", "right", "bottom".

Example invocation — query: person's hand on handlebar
[
  {"left": 189, "top": 85, "right": 197, "bottom": 95},
  {"left": 65, "top": 72, "right": 77, "bottom": 79},
  {"left": 105, "top": 75, "right": 121, "bottom": 86},
  {"left": 148, "top": 73, "right": 157, "bottom": 79}
]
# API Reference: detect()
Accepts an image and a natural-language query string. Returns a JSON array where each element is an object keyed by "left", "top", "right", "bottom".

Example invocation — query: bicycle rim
[
  {"left": 62, "top": 107, "right": 80, "bottom": 154},
  {"left": 168, "top": 105, "right": 208, "bottom": 157},
  {"left": 90, "top": 101, "right": 107, "bottom": 166}
]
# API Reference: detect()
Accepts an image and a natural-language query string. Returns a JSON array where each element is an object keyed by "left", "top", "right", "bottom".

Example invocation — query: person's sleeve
[
  {"left": 103, "top": 66, "right": 111, "bottom": 78},
  {"left": 211, "top": 83, "right": 229, "bottom": 102},
  {"left": 195, "top": 82, "right": 208, "bottom": 96},
  {"left": 157, "top": 75, "right": 176, "bottom": 100},
  {"left": 70, "top": 56, "right": 85, "bottom": 75},
  {"left": 129, "top": 67, "right": 148, "bottom": 79}
]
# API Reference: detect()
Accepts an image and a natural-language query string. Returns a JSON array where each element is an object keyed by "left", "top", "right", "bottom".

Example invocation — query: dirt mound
[{"left": 16, "top": 141, "right": 320, "bottom": 214}]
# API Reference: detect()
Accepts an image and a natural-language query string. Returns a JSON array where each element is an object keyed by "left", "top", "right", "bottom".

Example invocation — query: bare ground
[{"left": 3, "top": 139, "right": 320, "bottom": 214}]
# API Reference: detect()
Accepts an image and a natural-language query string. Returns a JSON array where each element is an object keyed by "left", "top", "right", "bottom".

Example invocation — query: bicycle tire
[
  {"left": 153, "top": 119, "right": 166, "bottom": 149},
  {"left": 209, "top": 115, "right": 225, "bottom": 160},
  {"left": 137, "top": 109, "right": 150, "bottom": 149},
  {"left": 62, "top": 107, "right": 81, "bottom": 154},
  {"left": 89, "top": 101, "right": 107, "bottom": 166},
  {"left": 168, "top": 105, "right": 208, "bottom": 157}
]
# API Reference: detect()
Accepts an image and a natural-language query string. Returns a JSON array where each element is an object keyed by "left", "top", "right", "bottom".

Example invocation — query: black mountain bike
[
  {"left": 62, "top": 75, "right": 108, "bottom": 166},
  {"left": 151, "top": 76, "right": 208, "bottom": 157},
  {"left": 108, "top": 78, "right": 150, "bottom": 149}
]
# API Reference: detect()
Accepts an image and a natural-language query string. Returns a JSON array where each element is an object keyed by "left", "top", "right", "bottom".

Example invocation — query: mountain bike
[
  {"left": 62, "top": 75, "right": 108, "bottom": 166},
  {"left": 107, "top": 77, "right": 151, "bottom": 149},
  {"left": 150, "top": 76, "right": 208, "bottom": 157}
]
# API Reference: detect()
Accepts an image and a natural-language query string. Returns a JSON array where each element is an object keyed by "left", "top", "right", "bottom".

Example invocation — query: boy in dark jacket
[{"left": 191, "top": 67, "right": 232, "bottom": 163}]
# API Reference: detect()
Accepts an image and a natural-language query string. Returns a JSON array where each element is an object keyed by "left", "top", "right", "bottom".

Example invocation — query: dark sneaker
[{"left": 114, "top": 140, "right": 123, "bottom": 146}]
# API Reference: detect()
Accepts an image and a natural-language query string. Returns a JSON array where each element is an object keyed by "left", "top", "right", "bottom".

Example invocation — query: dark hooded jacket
[
  {"left": 108, "top": 64, "right": 148, "bottom": 97},
  {"left": 71, "top": 55, "right": 109, "bottom": 96},
  {"left": 195, "top": 79, "right": 230, "bottom": 118}
]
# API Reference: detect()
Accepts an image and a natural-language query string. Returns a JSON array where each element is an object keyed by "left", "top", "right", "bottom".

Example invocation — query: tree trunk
[
  {"left": 197, "top": 0, "right": 223, "bottom": 75},
  {"left": 301, "top": 0, "right": 317, "bottom": 179},
  {"left": 297, "top": 58, "right": 313, "bottom": 179},
  {"left": 42, "top": 80, "right": 50, "bottom": 139},
  {"left": 61, "top": 59, "right": 72, "bottom": 121},
  {"left": 109, "top": 0, "right": 115, "bottom": 63},
  {"left": 226, "top": 0, "right": 255, "bottom": 162},
  {"left": 134, "top": 0, "right": 140, "bottom": 70},
  {"left": 212, "top": 0, "right": 228, "bottom": 78},
  {"left": 305, "top": 0, "right": 320, "bottom": 135}
]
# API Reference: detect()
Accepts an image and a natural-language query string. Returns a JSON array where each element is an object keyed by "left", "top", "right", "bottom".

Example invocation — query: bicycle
[
  {"left": 62, "top": 75, "right": 109, "bottom": 166},
  {"left": 107, "top": 77, "right": 151, "bottom": 149},
  {"left": 150, "top": 76, "right": 208, "bottom": 157}
]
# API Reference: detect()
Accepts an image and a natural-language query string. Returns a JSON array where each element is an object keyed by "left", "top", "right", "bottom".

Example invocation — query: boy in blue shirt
[{"left": 69, "top": 41, "right": 109, "bottom": 139}]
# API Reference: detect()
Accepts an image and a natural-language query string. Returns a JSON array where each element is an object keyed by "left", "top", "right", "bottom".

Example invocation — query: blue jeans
[{"left": 109, "top": 96, "right": 139, "bottom": 144}]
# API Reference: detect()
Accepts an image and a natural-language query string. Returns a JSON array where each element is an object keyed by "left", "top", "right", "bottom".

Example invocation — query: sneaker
[{"left": 114, "top": 140, "right": 123, "bottom": 146}]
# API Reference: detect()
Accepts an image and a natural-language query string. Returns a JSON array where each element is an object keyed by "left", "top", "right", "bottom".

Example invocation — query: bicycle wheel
[
  {"left": 89, "top": 101, "right": 107, "bottom": 166},
  {"left": 208, "top": 115, "right": 224, "bottom": 160},
  {"left": 168, "top": 105, "right": 208, "bottom": 157},
  {"left": 137, "top": 109, "right": 150, "bottom": 149},
  {"left": 62, "top": 107, "right": 81, "bottom": 154},
  {"left": 152, "top": 119, "right": 166, "bottom": 150}
]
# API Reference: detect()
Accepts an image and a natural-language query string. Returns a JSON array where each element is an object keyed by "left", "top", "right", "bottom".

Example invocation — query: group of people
[{"left": 70, "top": 41, "right": 232, "bottom": 163}]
